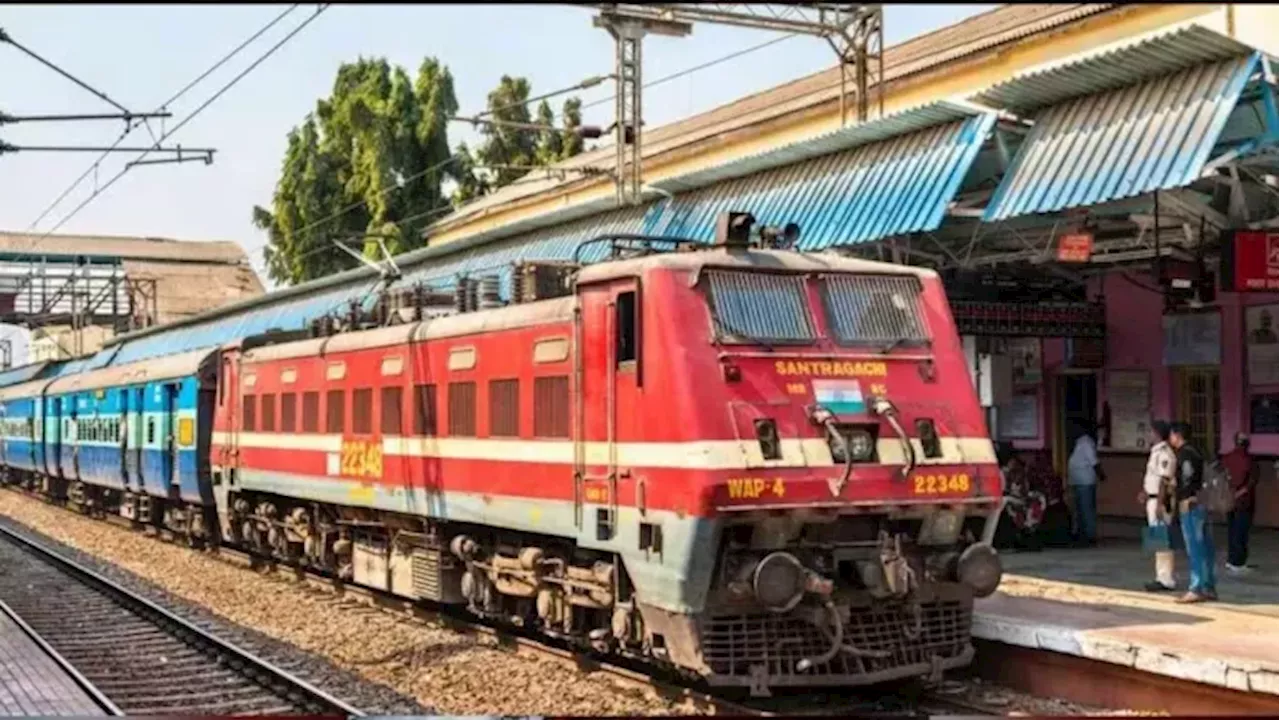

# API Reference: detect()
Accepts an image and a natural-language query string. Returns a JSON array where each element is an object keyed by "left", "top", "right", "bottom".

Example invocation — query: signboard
[
  {"left": 998, "top": 392, "right": 1039, "bottom": 440},
  {"left": 1245, "top": 304, "right": 1279, "bottom": 386},
  {"left": 1107, "top": 370, "right": 1152, "bottom": 452},
  {"left": 1250, "top": 393, "right": 1278, "bottom": 435},
  {"left": 1221, "top": 230, "right": 1279, "bottom": 292},
  {"left": 1008, "top": 338, "right": 1042, "bottom": 386},
  {"left": 1162, "top": 311, "right": 1221, "bottom": 366},
  {"left": 1056, "top": 232, "right": 1094, "bottom": 263}
]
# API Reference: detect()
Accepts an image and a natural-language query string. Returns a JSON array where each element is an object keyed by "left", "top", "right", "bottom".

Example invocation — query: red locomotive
[{"left": 210, "top": 214, "right": 1004, "bottom": 694}]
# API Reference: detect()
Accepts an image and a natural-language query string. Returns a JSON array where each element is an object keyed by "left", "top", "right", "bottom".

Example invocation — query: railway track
[
  {"left": 0, "top": 487, "right": 1002, "bottom": 716},
  {"left": 0, "top": 522, "right": 364, "bottom": 717}
]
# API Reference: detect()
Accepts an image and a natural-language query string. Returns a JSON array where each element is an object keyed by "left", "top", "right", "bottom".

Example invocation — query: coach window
[
  {"left": 302, "top": 391, "right": 319, "bottom": 433},
  {"left": 489, "top": 379, "right": 519, "bottom": 437},
  {"left": 281, "top": 392, "right": 298, "bottom": 433},
  {"left": 615, "top": 290, "right": 638, "bottom": 366},
  {"left": 326, "top": 389, "right": 345, "bottom": 434},
  {"left": 242, "top": 395, "right": 257, "bottom": 432},
  {"left": 261, "top": 393, "right": 277, "bottom": 433},
  {"left": 352, "top": 388, "right": 373, "bottom": 435},
  {"left": 413, "top": 384, "right": 437, "bottom": 436},
  {"left": 381, "top": 387, "right": 403, "bottom": 435},
  {"left": 448, "top": 382, "right": 476, "bottom": 437}
]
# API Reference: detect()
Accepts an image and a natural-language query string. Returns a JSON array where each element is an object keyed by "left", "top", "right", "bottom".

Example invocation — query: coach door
[
  {"left": 131, "top": 386, "right": 146, "bottom": 489},
  {"left": 121, "top": 389, "right": 135, "bottom": 487},
  {"left": 575, "top": 278, "right": 641, "bottom": 539},
  {"left": 47, "top": 398, "right": 63, "bottom": 478},
  {"left": 160, "top": 383, "right": 178, "bottom": 489}
]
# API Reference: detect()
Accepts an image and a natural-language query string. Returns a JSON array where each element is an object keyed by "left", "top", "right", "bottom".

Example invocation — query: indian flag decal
[{"left": 813, "top": 379, "right": 866, "bottom": 415}]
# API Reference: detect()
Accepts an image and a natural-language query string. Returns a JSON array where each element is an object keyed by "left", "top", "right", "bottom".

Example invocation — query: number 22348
[{"left": 911, "top": 472, "right": 971, "bottom": 495}]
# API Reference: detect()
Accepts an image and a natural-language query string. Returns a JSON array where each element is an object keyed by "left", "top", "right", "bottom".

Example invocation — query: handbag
[{"left": 1142, "top": 524, "right": 1171, "bottom": 554}]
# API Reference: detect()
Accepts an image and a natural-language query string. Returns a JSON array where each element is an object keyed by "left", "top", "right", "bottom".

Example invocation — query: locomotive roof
[
  {"left": 575, "top": 247, "right": 938, "bottom": 285},
  {"left": 242, "top": 296, "right": 576, "bottom": 364}
]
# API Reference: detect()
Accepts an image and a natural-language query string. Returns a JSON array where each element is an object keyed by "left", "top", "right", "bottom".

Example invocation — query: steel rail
[{"left": 0, "top": 521, "right": 364, "bottom": 717}]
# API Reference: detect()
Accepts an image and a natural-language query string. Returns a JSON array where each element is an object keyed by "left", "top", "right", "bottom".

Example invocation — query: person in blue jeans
[
  {"left": 1066, "top": 421, "right": 1104, "bottom": 546},
  {"left": 1168, "top": 422, "right": 1217, "bottom": 603}
]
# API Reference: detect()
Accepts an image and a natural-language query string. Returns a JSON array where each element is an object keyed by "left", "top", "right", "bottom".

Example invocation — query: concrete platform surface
[
  {"left": 0, "top": 605, "right": 107, "bottom": 716},
  {"left": 974, "top": 532, "right": 1279, "bottom": 696}
]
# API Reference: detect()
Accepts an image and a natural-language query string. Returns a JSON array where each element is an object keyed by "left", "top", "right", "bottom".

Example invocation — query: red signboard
[
  {"left": 1056, "top": 232, "right": 1094, "bottom": 263},
  {"left": 1224, "top": 230, "right": 1279, "bottom": 292}
]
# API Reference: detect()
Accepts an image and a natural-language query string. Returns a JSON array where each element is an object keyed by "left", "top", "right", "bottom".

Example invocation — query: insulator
[
  {"left": 466, "top": 277, "right": 479, "bottom": 313},
  {"left": 510, "top": 266, "right": 525, "bottom": 304},
  {"left": 454, "top": 276, "right": 469, "bottom": 313},
  {"left": 479, "top": 274, "right": 502, "bottom": 309}
]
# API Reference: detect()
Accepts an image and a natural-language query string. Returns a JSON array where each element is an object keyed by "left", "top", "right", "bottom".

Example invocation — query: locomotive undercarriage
[{"left": 222, "top": 488, "right": 648, "bottom": 657}]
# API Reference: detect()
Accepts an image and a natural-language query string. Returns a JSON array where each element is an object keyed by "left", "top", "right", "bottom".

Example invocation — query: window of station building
[
  {"left": 242, "top": 395, "right": 257, "bottom": 432},
  {"left": 302, "top": 391, "right": 319, "bottom": 433},
  {"left": 489, "top": 379, "right": 519, "bottom": 437},
  {"left": 413, "top": 384, "right": 437, "bottom": 436},
  {"left": 352, "top": 388, "right": 373, "bottom": 435},
  {"left": 261, "top": 393, "right": 277, "bottom": 432},
  {"left": 533, "top": 376, "right": 570, "bottom": 438},
  {"left": 381, "top": 387, "right": 403, "bottom": 435},
  {"left": 326, "top": 389, "right": 345, "bottom": 433},
  {"left": 447, "top": 382, "right": 476, "bottom": 437},
  {"left": 281, "top": 392, "right": 298, "bottom": 433}
]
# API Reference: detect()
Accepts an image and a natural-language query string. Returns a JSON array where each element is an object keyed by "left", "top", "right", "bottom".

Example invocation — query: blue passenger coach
[{"left": 8, "top": 349, "right": 219, "bottom": 526}]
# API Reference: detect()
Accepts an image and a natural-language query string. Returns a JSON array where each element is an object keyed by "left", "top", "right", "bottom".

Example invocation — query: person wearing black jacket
[{"left": 1168, "top": 422, "right": 1217, "bottom": 603}]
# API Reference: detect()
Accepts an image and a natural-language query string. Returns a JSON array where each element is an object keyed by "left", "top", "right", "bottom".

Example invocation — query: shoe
[
  {"left": 1225, "top": 564, "right": 1252, "bottom": 574},
  {"left": 1175, "top": 591, "right": 1206, "bottom": 604},
  {"left": 1144, "top": 581, "right": 1175, "bottom": 592},
  {"left": 1203, "top": 589, "right": 1218, "bottom": 601}
]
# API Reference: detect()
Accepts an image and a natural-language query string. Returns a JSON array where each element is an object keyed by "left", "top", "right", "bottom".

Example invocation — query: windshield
[
  {"left": 819, "top": 273, "right": 929, "bottom": 347},
  {"left": 705, "top": 270, "right": 815, "bottom": 344}
]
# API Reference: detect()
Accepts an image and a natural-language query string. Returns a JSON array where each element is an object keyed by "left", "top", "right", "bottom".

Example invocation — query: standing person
[
  {"left": 1140, "top": 421, "right": 1177, "bottom": 592},
  {"left": 1222, "top": 432, "right": 1258, "bottom": 572},
  {"left": 1066, "top": 421, "right": 1104, "bottom": 547},
  {"left": 1168, "top": 422, "right": 1217, "bottom": 603}
]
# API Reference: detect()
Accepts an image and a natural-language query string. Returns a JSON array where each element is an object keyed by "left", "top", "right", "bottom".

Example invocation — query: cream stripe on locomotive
[{"left": 214, "top": 431, "right": 996, "bottom": 469}]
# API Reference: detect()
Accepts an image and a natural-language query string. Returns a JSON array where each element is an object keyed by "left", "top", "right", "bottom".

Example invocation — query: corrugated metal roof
[
  {"left": 983, "top": 53, "right": 1262, "bottom": 222},
  {"left": 973, "top": 24, "right": 1257, "bottom": 114},
  {"left": 0, "top": 362, "right": 50, "bottom": 388},
  {"left": 652, "top": 101, "right": 987, "bottom": 194},
  {"left": 643, "top": 113, "right": 996, "bottom": 250}
]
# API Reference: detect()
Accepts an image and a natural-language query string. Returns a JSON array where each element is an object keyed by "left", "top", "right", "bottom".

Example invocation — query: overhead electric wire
[
  {"left": 581, "top": 32, "right": 796, "bottom": 112},
  {"left": 24, "top": 3, "right": 303, "bottom": 231},
  {"left": 37, "top": 4, "right": 330, "bottom": 238},
  {"left": 0, "top": 27, "right": 131, "bottom": 114}
]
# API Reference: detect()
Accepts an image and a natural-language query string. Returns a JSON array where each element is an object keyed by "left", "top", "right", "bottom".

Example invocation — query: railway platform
[
  {"left": 973, "top": 528, "right": 1278, "bottom": 712},
  {"left": 0, "top": 602, "right": 113, "bottom": 716}
]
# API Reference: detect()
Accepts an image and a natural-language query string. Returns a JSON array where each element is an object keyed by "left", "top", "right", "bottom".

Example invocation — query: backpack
[{"left": 1199, "top": 460, "right": 1234, "bottom": 515}]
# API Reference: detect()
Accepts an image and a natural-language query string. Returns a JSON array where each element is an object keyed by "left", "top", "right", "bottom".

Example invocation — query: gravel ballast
[{"left": 0, "top": 491, "right": 694, "bottom": 715}]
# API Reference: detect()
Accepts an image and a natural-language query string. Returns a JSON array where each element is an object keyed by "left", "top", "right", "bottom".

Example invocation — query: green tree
[
  {"left": 533, "top": 100, "right": 563, "bottom": 166},
  {"left": 253, "top": 56, "right": 461, "bottom": 285},
  {"left": 560, "top": 97, "right": 584, "bottom": 160},
  {"left": 476, "top": 75, "right": 536, "bottom": 189}
]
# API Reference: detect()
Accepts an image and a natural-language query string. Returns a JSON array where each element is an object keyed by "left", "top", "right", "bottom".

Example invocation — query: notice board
[{"left": 1107, "top": 370, "right": 1152, "bottom": 452}]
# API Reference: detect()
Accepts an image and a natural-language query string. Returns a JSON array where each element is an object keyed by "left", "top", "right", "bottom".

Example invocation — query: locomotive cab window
[
  {"left": 615, "top": 290, "right": 637, "bottom": 366},
  {"left": 704, "top": 270, "right": 815, "bottom": 344},
  {"left": 820, "top": 273, "right": 929, "bottom": 348}
]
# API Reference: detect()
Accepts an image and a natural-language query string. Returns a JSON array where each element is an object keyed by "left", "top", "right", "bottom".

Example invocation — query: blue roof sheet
[
  {"left": 983, "top": 53, "right": 1265, "bottom": 222},
  {"left": 641, "top": 113, "right": 996, "bottom": 250}
]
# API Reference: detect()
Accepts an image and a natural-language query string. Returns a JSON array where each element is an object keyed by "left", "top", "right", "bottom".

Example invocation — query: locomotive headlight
[
  {"left": 752, "top": 551, "right": 806, "bottom": 613},
  {"left": 846, "top": 429, "right": 875, "bottom": 462}
]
